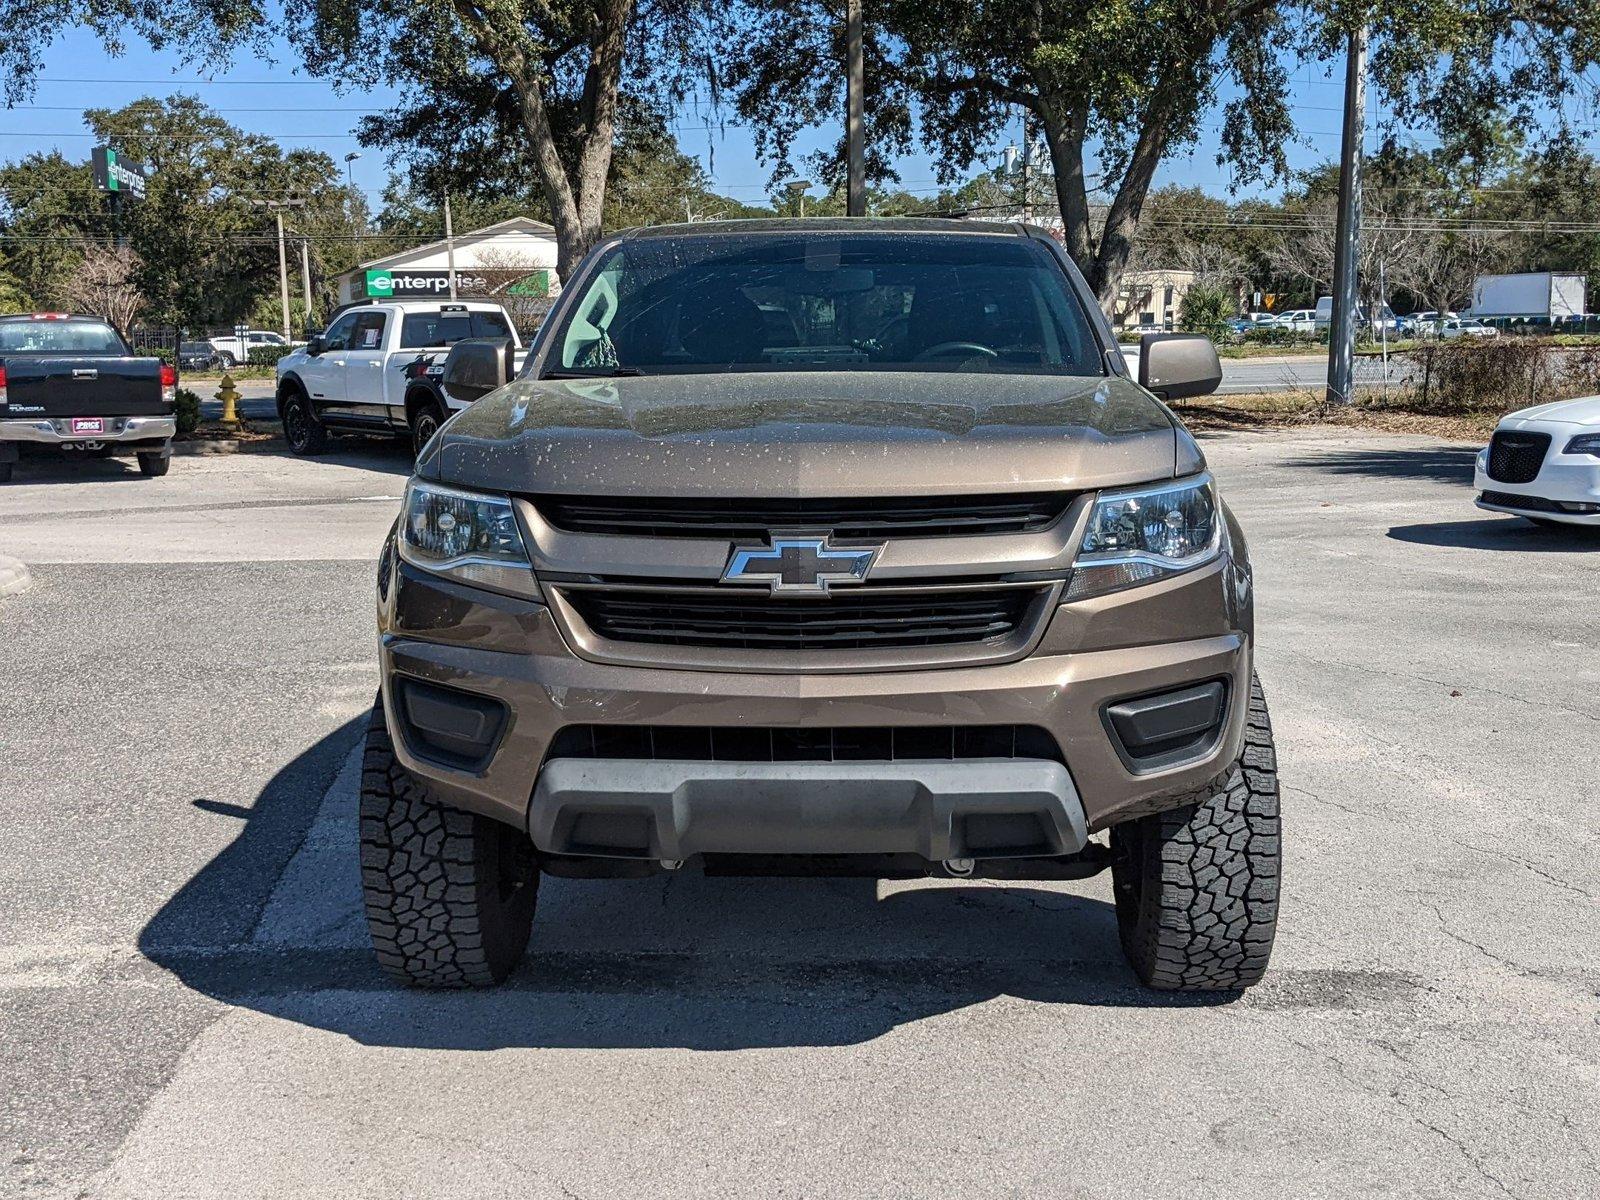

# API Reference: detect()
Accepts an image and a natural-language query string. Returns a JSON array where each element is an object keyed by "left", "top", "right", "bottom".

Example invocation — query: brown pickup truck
[{"left": 362, "top": 220, "right": 1281, "bottom": 993}]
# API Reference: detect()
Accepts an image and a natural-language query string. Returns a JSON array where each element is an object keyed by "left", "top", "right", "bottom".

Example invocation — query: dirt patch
[{"left": 1172, "top": 391, "right": 1501, "bottom": 441}]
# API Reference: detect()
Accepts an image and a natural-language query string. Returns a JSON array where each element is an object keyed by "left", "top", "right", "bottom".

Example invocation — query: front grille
[
  {"left": 1487, "top": 432, "right": 1551, "bottom": 484},
  {"left": 1481, "top": 489, "right": 1560, "bottom": 513},
  {"left": 546, "top": 724, "right": 1062, "bottom": 763},
  {"left": 536, "top": 492, "right": 1072, "bottom": 539},
  {"left": 564, "top": 585, "right": 1041, "bottom": 651}
]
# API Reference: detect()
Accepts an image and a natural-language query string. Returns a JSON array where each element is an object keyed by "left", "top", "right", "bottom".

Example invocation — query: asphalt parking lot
[{"left": 2, "top": 429, "right": 1596, "bottom": 1199}]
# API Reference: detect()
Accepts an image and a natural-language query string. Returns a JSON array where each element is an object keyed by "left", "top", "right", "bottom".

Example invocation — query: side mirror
[
  {"left": 440, "top": 337, "right": 515, "bottom": 405},
  {"left": 1137, "top": 333, "right": 1222, "bottom": 401},
  {"left": 305, "top": 335, "right": 325, "bottom": 356}
]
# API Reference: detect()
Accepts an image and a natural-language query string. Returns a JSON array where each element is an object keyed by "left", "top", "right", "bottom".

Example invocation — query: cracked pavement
[{"left": 1, "top": 430, "right": 1596, "bottom": 1199}]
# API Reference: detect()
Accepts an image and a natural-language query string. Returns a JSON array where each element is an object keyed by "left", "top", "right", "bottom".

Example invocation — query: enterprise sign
[
  {"left": 365, "top": 269, "right": 489, "bottom": 298},
  {"left": 91, "top": 147, "right": 149, "bottom": 200}
]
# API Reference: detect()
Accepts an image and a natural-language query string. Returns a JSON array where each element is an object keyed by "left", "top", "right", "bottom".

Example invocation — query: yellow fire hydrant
[{"left": 216, "top": 372, "right": 242, "bottom": 428}]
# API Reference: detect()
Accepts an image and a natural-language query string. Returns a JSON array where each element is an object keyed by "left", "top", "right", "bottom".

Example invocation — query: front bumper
[
  {"left": 531, "top": 758, "right": 1087, "bottom": 861},
  {"left": 0, "top": 415, "right": 177, "bottom": 445},
  {"left": 1474, "top": 443, "right": 1600, "bottom": 525},
  {"left": 377, "top": 541, "right": 1255, "bottom": 845}
]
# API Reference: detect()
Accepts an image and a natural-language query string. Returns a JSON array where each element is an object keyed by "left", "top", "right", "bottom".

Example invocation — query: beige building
[{"left": 1114, "top": 268, "right": 1196, "bottom": 330}]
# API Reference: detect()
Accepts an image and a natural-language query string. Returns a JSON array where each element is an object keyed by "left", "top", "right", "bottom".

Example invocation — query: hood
[
  {"left": 1500, "top": 394, "right": 1600, "bottom": 429},
  {"left": 423, "top": 371, "right": 1187, "bottom": 497}
]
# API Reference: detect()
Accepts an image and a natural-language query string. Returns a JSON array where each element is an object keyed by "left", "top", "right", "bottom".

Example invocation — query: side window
[
  {"left": 321, "top": 314, "right": 358, "bottom": 351},
  {"left": 559, "top": 256, "right": 623, "bottom": 368},
  {"left": 351, "top": 312, "right": 387, "bottom": 351}
]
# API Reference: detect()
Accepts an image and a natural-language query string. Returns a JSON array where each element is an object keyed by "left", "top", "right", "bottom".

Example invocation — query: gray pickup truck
[
  {"left": 0, "top": 313, "right": 176, "bottom": 482},
  {"left": 364, "top": 220, "right": 1281, "bottom": 993}
]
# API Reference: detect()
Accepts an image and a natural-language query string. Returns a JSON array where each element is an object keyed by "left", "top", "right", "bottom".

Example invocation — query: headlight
[
  {"left": 397, "top": 479, "right": 540, "bottom": 599},
  {"left": 1564, "top": 433, "right": 1600, "bottom": 457},
  {"left": 1067, "top": 473, "right": 1222, "bottom": 600}
]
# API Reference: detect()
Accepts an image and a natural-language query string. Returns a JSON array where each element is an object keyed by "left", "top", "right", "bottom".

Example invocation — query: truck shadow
[
  {"left": 139, "top": 721, "right": 1236, "bottom": 1054},
  {"left": 1279, "top": 445, "right": 1479, "bottom": 486}
]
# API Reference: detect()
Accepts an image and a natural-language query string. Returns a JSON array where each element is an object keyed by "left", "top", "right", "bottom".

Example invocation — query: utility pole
[
  {"left": 444, "top": 194, "right": 458, "bottom": 300},
  {"left": 846, "top": 0, "right": 865, "bottom": 217},
  {"left": 299, "top": 237, "right": 314, "bottom": 328},
  {"left": 1325, "top": 24, "right": 1368, "bottom": 406},
  {"left": 274, "top": 209, "right": 292, "bottom": 340},
  {"left": 1019, "top": 112, "right": 1032, "bottom": 221}
]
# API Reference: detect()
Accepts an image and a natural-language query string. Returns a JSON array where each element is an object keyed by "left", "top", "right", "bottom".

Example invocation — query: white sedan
[
  {"left": 1475, "top": 396, "right": 1600, "bottom": 527},
  {"left": 1439, "top": 318, "right": 1497, "bottom": 339}
]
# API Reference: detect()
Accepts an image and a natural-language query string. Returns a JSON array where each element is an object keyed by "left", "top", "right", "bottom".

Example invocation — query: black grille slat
[
  {"left": 567, "top": 586, "right": 1039, "bottom": 651},
  {"left": 546, "top": 724, "right": 1062, "bottom": 764},
  {"left": 537, "top": 492, "right": 1071, "bottom": 539},
  {"left": 1487, "top": 432, "right": 1551, "bottom": 484},
  {"left": 1480, "top": 489, "right": 1561, "bottom": 513}
]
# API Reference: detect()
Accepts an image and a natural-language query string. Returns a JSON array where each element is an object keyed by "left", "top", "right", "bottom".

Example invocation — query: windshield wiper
[{"left": 543, "top": 366, "right": 645, "bottom": 379}]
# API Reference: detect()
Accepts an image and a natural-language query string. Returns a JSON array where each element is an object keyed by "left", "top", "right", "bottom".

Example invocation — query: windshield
[
  {"left": 549, "top": 232, "right": 1105, "bottom": 377},
  {"left": 400, "top": 310, "right": 513, "bottom": 349},
  {"left": 0, "top": 319, "right": 127, "bottom": 355}
]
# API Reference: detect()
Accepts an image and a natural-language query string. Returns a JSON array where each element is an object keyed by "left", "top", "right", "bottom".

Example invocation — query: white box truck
[{"left": 1470, "top": 272, "right": 1585, "bottom": 320}]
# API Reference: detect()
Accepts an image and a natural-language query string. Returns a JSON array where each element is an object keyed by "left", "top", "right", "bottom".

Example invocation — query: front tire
[
  {"left": 1110, "top": 675, "right": 1281, "bottom": 991},
  {"left": 281, "top": 389, "right": 330, "bottom": 456},
  {"left": 359, "top": 699, "right": 539, "bottom": 988}
]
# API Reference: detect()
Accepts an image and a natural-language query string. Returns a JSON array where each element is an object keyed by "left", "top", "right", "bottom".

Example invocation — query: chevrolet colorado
[
  {"left": 0, "top": 313, "right": 176, "bottom": 482},
  {"left": 365, "top": 220, "right": 1281, "bottom": 992}
]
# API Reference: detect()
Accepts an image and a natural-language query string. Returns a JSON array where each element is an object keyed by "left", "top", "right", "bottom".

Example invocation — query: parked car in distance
[
  {"left": 177, "top": 341, "right": 223, "bottom": 372},
  {"left": 1440, "top": 317, "right": 1498, "bottom": 339},
  {"left": 363, "top": 219, "right": 1282, "bottom": 996},
  {"left": 1475, "top": 397, "right": 1600, "bottom": 527},
  {"left": 1120, "top": 321, "right": 1166, "bottom": 339},
  {"left": 0, "top": 312, "right": 176, "bottom": 482},
  {"left": 209, "top": 328, "right": 296, "bottom": 367},
  {"left": 274, "top": 299, "right": 526, "bottom": 456},
  {"left": 1273, "top": 308, "right": 1317, "bottom": 332}
]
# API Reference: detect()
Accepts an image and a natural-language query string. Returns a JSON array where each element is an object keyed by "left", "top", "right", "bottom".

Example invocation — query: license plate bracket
[{"left": 70, "top": 417, "right": 105, "bottom": 435}]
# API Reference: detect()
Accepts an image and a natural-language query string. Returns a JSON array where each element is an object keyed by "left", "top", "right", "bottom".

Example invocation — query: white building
[{"left": 335, "top": 216, "right": 561, "bottom": 306}]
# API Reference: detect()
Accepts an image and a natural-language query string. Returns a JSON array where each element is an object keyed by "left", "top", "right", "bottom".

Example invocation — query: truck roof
[{"left": 619, "top": 217, "right": 1035, "bottom": 240}]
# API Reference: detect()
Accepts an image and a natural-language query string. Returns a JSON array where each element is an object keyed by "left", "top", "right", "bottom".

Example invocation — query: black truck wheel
[
  {"left": 281, "top": 389, "right": 330, "bottom": 456},
  {"left": 409, "top": 397, "right": 447, "bottom": 457},
  {"left": 1110, "top": 675, "right": 1281, "bottom": 991},
  {"left": 137, "top": 452, "right": 170, "bottom": 477},
  {"left": 0, "top": 462, "right": 11, "bottom": 483},
  {"left": 359, "top": 698, "right": 539, "bottom": 988}
]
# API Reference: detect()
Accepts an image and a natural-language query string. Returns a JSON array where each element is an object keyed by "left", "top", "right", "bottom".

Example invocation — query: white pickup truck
[{"left": 274, "top": 299, "right": 526, "bottom": 456}]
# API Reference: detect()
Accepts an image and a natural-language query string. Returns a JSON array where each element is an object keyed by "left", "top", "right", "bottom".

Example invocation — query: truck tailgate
[{"left": 2, "top": 356, "right": 168, "bottom": 418}]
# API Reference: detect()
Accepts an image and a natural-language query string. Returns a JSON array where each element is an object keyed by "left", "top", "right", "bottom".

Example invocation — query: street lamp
[
  {"left": 783, "top": 179, "right": 813, "bottom": 219},
  {"left": 343, "top": 151, "right": 362, "bottom": 190}
]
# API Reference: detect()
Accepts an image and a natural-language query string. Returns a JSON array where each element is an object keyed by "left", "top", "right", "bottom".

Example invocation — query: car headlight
[
  {"left": 1067, "top": 473, "right": 1223, "bottom": 600},
  {"left": 397, "top": 478, "right": 540, "bottom": 599},
  {"left": 1564, "top": 433, "right": 1600, "bottom": 457}
]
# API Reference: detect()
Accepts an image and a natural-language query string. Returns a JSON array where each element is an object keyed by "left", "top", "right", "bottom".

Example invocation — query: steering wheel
[{"left": 913, "top": 341, "right": 999, "bottom": 362}]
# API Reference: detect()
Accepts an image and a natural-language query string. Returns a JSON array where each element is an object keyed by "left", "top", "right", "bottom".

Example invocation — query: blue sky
[{"left": 2, "top": 24, "right": 1471, "bottom": 216}]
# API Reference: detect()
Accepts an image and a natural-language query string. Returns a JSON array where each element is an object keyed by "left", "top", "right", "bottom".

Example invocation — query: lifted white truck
[{"left": 274, "top": 299, "right": 526, "bottom": 456}]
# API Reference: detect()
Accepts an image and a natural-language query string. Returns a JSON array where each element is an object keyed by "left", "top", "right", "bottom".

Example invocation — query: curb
[{"left": 0, "top": 554, "right": 31, "bottom": 598}]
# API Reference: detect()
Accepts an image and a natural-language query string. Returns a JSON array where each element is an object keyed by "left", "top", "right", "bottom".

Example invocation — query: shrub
[
  {"left": 1413, "top": 339, "right": 1600, "bottom": 413},
  {"left": 173, "top": 387, "right": 203, "bottom": 435},
  {"left": 246, "top": 344, "right": 293, "bottom": 367},
  {"left": 1178, "top": 285, "right": 1231, "bottom": 341}
]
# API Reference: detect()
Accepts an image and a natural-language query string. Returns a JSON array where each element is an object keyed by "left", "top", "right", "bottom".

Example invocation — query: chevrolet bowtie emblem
[{"left": 721, "top": 534, "right": 884, "bottom": 595}]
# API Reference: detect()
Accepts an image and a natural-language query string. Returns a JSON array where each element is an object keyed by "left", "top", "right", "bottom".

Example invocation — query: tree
[
  {"left": 291, "top": 0, "right": 714, "bottom": 279},
  {"left": 723, "top": 0, "right": 1600, "bottom": 313},
  {"left": 55, "top": 242, "right": 147, "bottom": 332},
  {"left": 80, "top": 96, "right": 356, "bottom": 328}
]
